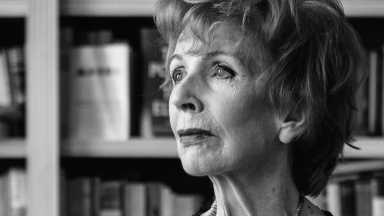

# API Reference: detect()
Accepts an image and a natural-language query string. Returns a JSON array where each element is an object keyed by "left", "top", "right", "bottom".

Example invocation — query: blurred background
[{"left": 0, "top": 0, "right": 383, "bottom": 216}]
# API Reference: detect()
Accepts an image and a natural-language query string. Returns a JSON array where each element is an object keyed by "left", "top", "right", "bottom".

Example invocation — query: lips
[{"left": 177, "top": 128, "right": 214, "bottom": 145}]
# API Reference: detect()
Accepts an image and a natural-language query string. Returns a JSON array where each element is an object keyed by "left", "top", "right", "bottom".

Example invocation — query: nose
[{"left": 170, "top": 75, "right": 204, "bottom": 113}]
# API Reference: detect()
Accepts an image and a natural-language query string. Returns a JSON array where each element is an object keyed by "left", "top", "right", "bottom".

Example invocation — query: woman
[{"left": 154, "top": 0, "right": 366, "bottom": 215}]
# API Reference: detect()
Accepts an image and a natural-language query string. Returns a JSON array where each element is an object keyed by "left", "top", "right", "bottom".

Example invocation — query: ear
[{"left": 278, "top": 112, "right": 306, "bottom": 144}]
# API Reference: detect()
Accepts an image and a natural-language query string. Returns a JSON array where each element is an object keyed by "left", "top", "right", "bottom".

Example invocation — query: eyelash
[{"left": 170, "top": 63, "right": 236, "bottom": 85}]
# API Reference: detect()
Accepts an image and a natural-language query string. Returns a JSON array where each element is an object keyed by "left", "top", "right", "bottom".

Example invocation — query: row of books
[
  {"left": 64, "top": 176, "right": 204, "bottom": 216},
  {"left": 0, "top": 46, "right": 25, "bottom": 138},
  {"left": 0, "top": 167, "right": 205, "bottom": 216},
  {"left": 356, "top": 48, "right": 384, "bottom": 136},
  {"left": 311, "top": 169, "right": 384, "bottom": 216}
]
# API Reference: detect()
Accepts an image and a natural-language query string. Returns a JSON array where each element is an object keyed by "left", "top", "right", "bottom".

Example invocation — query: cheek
[
  {"left": 169, "top": 102, "right": 178, "bottom": 135},
  {"left": 215, "top": 91, "right": 278, "bottom": 143}
]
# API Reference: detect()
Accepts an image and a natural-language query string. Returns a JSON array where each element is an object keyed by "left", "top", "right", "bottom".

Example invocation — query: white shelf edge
[
  {"left": 61, "top": 138, "right": 178, "bottom": 158},
  {"left": 0, "top": 0, "right": 27, "bottom": 17},
  {"left": 342, "top": 0, "right": 384, "bottom": 17},
  {"left": 59, "top": 0, "right": 384, "bottom": 17},
  {"left": 0, "top": 138, "right": 26, "bottom": 158},
  {"left": 344, "top": 137, "right": 384, "bottom": 159},
  {"left": 333, "top": 160, "right": 384, "bottom": 176},
  {"left": 0, "top": 0, "right": 382, "bottom": 17},
  {"left": 60, "top": 0, "right": 156, "bottom": 17},
  {"left": 62, "top": 136, "right": 383, "bottom": 158}
]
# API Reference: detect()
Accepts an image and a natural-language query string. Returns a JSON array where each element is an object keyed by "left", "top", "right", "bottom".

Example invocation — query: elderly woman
[{"left": 154, "top": 0, "right": 366, "bottom": 215}]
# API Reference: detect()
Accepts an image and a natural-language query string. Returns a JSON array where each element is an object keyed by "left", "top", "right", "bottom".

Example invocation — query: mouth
[{"left": 177, "top": 128, "right": 214, "bottom": 145}]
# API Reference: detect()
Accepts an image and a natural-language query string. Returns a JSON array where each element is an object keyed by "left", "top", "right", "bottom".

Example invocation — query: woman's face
[{"left": 169, "top": 30, "right": 281, "bottom": 176}]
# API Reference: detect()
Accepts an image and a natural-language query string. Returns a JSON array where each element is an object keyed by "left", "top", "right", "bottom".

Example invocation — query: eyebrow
[{"left": 169, "top": 50, "right": 243, "bottom": 64}]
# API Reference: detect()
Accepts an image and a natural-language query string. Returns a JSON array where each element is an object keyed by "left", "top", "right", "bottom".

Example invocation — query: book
[
  {"left": 147, "top": 182, "right": 162, "bottom": 216},
  {"left": 0, "top": 49, "right": 11, "bottom": 109},
  {"left": 372, "top": 174, "right": 384, "bottom": 216},
  {"left": 60, "top": 27, "right": 74, "bottom": 138},
  {"left": 325, "top": 180, "right": 342, "bottom": 216},
  {"left": 99, "top": 180, "right": 123, "bottom": 216},
  {"left": 67, "top": 177, "right": 93, "bottom": 216},
  {"left": 140, "top": 28, "right": 173, "bottom": 137},
  {"left": 5, "top": 168, "right": 27, "bottom": 216},
  {"left": 160, "top": 185, "right": 174, "bottom": 216},
  {"left": 368, "top": 49, "right": 381, "bottom": 135},
  {"left": 382, "top": 45, "right": 384, "bottom": 136},
  {"left": 340, "top": 180, "right": 356, "bottom": 216},
  {"left": 68, "top": 42, "right": 131, "bottom": 141},
  {"left": 123, "top": 182, "right": 146, "bottom": 216},
  {"left": 354, "top": 49, "right": 369, "bottom": 136},
  {"left": 5, "top": 46, "right": 25, "bottom": 111},
  {"left": 354, "top": 176, "right": 372, "bottom": 216},
  {"left": 0, "top": 173, "right": 6, "bottom": 216}
]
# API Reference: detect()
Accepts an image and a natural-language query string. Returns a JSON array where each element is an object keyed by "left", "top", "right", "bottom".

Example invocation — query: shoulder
[{"left": 301, "top": 198, "right": 330, "bottom": 216}]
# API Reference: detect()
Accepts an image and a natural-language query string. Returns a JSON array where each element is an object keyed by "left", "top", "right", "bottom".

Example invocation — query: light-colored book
[
  {"left": 6, "top": 168, "right": 27, "bottom": 216},
  {"left": 325, "top": 181, "right": 342, "bottom": 216},
  {"left": 123, "top": 182, "right": 146, "bottom": 216},
  {"left": 68, "top": 43, "right": 131, "bottom": 141},
  {"left": 0, "top": 50, "right": 11, "bottom": 108}
]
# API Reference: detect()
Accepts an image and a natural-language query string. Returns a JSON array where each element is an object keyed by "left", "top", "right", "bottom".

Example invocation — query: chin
[{"left": 180, "top": 155, "right": 223, "bottom": 177}]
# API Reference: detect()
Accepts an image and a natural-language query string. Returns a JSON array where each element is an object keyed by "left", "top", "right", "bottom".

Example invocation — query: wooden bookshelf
[{"left": 0, "top": 0, "right": 27, "bottom": 17}]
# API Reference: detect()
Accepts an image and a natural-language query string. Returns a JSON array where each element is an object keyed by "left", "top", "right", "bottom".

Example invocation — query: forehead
[{"left": 174, "top": 27, "right": 242, "bottom": 57}]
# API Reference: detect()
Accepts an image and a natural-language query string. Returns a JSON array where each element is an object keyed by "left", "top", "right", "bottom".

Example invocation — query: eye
[
  {"left": 171, "top": 68, "right": 186, "bottom": 84},
  {"left": 213, "top": 64, "right": 235, "bottom": 80}
]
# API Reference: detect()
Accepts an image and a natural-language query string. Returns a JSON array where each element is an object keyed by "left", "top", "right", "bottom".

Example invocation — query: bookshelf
[{"left": 0, "top": 0, "right": 382, "bottom": 216}]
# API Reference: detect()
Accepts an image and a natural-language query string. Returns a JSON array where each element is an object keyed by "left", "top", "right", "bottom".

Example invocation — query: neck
[{"left": 208, "top": 151, "right": 299, "bottom": 216}]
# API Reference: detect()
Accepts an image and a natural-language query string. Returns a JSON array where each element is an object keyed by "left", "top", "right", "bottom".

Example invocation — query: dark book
[{"left": 140, "top": 28, "right": 173, "bottom": 137}]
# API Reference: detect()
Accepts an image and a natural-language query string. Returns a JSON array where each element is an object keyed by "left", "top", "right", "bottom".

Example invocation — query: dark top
[
  {"left": 192, "top": 208, "right": 334, "bottom": 216},
  {"left": 323, "top": 210, "right": 333, "bottom": 216}
]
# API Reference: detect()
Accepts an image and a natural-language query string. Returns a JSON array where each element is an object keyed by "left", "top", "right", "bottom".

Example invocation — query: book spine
[
  {"left": 67, "top": 177, "right": 93, "bottom": 216},
  {"left": 140, "top": 28, "right": 173, "bottom": 137},
  {"left": 368, "top": 50, "right": 378, "bottom": 135},
  {"left": 0, "top": 49, "right": 11, "bottom": 108},
  {"left": 6, "top": 168, "right": 27, "bottom": 216},
  {"left": 68, "top": 42, "right": 131, "bottom": 140},
  {"left": 5, "top": 46, "right": 25, "bottom": 111},
  {"left": 99, "top": 181, "right": 123, "bottom": 216}
]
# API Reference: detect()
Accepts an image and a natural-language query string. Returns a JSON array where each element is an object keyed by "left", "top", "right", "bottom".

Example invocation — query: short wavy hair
[{"left": 154, "top": 0, "right": 367, "bottom": 197}]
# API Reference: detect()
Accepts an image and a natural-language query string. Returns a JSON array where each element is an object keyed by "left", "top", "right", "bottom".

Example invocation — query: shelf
[
  {"left": 59, "top": 136, "right": 383, "bottom": 158},
  {"left": 60, "top": 0, "right": 156, "bottom": 17},
  {"left": 0, "top": 0, "right": 27, "bottom": 17},
  {"left": 0, "top": 138, "right": 26, "bottom": 158},
  {"left": 344, "top": 137, "right": 384, "bottom": 159},
  {"left": 0, "top": 136, "right": 380, "bottom": 159},
  {"left": 333, "top": 160, "right": 384, "bottom": 176},
  {"left": 0, "top": 0, "right": 382, "bottom": 18},
  {"left": 341, "top": 0, "right": 384, "bottom": 17},
  {"left": 61, "top": 138, "right": 177, "bottom": 158},
  {"left": 60, "top": 0, "right": 384, "bottom": 17}
]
